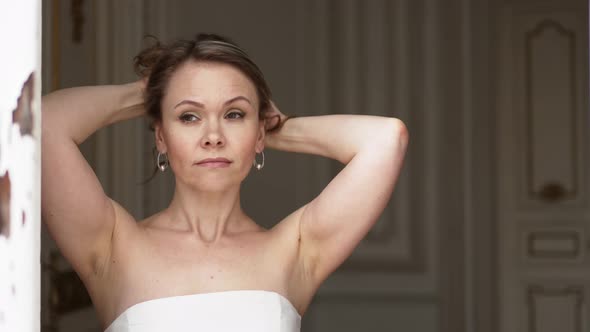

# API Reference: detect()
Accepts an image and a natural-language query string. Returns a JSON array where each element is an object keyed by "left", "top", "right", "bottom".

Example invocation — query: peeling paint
[
  {"left": 12, "top": 73, "right": 34, "bottom": 136},
  {"left": 0, "top": 87, "right": 38, "bottom": 331},
  {"left": 0, "top": 1, "right": 41, "bottom": 331},
  {"left": 0, "top": 171, "right": 10, "bottom": 238}
]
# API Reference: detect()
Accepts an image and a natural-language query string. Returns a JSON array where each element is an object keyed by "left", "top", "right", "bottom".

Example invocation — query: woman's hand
[
  {"left": 263, "top": 101, "right": 289, "bottom": 132},
  {"left": 119, "top": 79, "right": 147, "bottom": 115}
]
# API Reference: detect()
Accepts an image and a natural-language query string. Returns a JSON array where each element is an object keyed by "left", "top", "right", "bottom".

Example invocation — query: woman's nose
[{"left": 201, "top": 124, "right": 225, "bottom": 148}]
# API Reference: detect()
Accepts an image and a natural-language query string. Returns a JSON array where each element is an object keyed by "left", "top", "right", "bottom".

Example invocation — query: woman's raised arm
[
  {"left": 41, "top": 81, "right": 144, "bottom": 278},
  {"left": 265, "top": 111, "right": 408, "bottom": 288}
]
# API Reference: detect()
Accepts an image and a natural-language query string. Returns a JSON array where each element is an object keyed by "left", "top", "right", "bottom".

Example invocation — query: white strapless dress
[{"left": 104, "top": 290, "right": 301, "bottom": 332}]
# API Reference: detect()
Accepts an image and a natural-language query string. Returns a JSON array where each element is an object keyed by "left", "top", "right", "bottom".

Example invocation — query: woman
[{"left": 41, "top": 34, "right": 408, "bottom": 331}]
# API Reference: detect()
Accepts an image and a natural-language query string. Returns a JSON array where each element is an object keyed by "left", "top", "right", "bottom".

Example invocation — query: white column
[{"left": 0, "top": 1, "right": 42, "bottom": 331}]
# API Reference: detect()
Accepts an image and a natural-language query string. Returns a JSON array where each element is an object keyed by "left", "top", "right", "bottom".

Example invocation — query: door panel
[{"left": 496, "top": 1, "right": 589, "bottom": 331}]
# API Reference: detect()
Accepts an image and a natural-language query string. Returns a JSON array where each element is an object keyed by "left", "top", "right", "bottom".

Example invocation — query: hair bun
[{"left": 133, "top": 36, "right": 165, "bottom": 78}]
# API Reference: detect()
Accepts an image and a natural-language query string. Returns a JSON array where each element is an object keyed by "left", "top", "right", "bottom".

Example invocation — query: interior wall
[
  {"left": 166, "top": 0, "right": 300, "bottom": 227},
  {"left": 39, "top": 1, "right": 500, "bottom": 331},
  {"left": 166, "top": 1, "right": 476, "bottom": 331}
]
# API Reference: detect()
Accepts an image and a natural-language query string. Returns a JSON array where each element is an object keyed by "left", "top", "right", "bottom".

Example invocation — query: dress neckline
[{"left": 106, "top": 289, "right": 301, "bottom": 330}]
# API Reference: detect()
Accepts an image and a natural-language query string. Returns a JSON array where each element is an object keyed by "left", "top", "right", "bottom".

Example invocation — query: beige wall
[
  {"left": 44, "top": 0, "right": 492, "bottom": 332},
  {"left": 40, "top": 0, "right": 521, "bottom": 331},
  {"left": 163, "top": 0, "right": 300, "bottom": 228}
]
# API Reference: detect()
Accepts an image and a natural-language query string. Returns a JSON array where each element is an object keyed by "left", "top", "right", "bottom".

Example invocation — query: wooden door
[{"left": 496, "top": 1, "right": 589, "bottom": 331}]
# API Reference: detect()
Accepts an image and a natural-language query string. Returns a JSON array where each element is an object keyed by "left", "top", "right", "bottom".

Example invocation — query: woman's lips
[{"left": 196, "top": 158, "right": 232, "bottom": 168}]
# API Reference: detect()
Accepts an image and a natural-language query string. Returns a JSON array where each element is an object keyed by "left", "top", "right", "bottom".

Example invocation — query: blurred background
[{"left": 39, "top": 0, "right": 589, "bottom": 331}]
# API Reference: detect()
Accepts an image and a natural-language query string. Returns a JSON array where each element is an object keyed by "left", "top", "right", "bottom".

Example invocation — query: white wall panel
[{"left": 0, "top": 1, "right": 41, "bottom": 331}]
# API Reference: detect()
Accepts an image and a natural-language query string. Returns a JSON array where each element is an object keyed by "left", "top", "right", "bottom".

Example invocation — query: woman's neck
[{"left": 164, "top": 181, "right": 248, "bottom": 243}]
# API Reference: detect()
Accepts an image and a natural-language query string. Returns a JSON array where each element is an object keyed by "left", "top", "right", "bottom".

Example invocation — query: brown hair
[
  {"left": 135, "top": 33, "right": 285, "bottom": 183},
  {"left": 134, "top": 33, "right": 272, "bottom": 126}
]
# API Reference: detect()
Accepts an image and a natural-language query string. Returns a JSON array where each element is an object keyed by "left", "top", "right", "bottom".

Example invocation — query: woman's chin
[{"left": 182, "top": 177, "right": 243, "bottom": 193}]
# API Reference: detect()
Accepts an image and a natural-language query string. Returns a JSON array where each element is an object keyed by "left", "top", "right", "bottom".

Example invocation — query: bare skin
[{"left": 41, "top": 60, "right": 408, "bottom": 328}]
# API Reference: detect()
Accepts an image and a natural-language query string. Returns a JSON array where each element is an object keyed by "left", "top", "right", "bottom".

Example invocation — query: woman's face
[{"left": 155, "top": 60, "right": 265, "bottom": 191}]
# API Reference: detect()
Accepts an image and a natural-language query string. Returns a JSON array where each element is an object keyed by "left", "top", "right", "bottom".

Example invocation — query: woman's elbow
[{"left": 384, "top": 118, "right": 409, "bottom": 148}]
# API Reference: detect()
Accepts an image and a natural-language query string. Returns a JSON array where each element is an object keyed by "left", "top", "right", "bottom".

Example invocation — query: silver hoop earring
[
  {"left": 157, "top": 152, "right": 169, "bottom": 172},
  {"left": 253, "top": 151, "right": 265, "bottom": 170}
]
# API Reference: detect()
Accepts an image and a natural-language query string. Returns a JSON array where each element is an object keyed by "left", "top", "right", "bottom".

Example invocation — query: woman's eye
[
  {"left": 225, "top": 111, "right": 244, "bottom": 120},
  {"left": 180, "top": 113, "right": 199, "bottom": 123}
]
